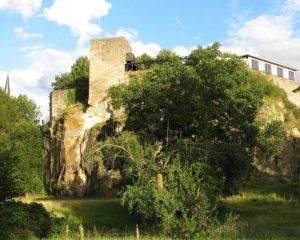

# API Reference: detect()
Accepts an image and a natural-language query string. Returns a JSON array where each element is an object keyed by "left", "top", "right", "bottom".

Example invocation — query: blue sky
[{"left": 1, "top": 0, "right": 300, "bottom": 119}]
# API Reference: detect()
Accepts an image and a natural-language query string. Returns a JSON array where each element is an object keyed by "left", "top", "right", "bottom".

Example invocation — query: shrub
[{"left": 0, "top": 201, "right": 68, "bottom": 239}]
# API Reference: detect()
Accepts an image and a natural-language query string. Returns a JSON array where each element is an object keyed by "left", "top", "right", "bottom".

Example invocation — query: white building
[{"left": 241, "top": 54, "right": 297, "bottom": 81}]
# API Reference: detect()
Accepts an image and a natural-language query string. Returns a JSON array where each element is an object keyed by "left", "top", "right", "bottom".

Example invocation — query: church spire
[{"left": 4, "top": 73, "right": 10, "bottom": 96}]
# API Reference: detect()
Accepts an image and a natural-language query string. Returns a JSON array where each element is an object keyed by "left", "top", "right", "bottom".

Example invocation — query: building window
[
  {"left": 251, "top": 59, "right": 259, "bottom": 70},
  {"left": 265, "top": 63, "right": 271, "bottom": 74},
  {"left": 277, "top": 67, "right": 283, "bottom": 77},
  {"left": 289, "top": 71, "right": 295, "bottom": 80}
]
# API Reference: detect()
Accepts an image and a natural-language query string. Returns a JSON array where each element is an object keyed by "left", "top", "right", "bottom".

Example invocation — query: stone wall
[
  {"left": 50, "top": 89, "right": 68, "bottom": 123},
  {"left": 89, "top": 37, "right": 131, "bottom": 108}
]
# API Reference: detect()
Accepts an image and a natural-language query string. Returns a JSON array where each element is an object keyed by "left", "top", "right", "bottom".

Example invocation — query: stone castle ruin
[
  {"left": 46, "top": 37, "right": 132, "bottom": 196},
  {"left": 45, "top": 37, "right": 300, "bottom": 196}
]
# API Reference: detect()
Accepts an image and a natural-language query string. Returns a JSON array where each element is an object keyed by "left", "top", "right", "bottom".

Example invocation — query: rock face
[
  {"left": 45, "top": 37, "right": 131, "bottom": 196},
  {"left": 270, "top": 75, "right": 300, "bottom": 107},
  {"left": 256, "top": 96, "right": 300, "bottom": 175}
]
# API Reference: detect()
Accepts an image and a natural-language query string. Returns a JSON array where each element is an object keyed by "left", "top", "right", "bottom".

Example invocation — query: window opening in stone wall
[
  {"left": 277, "top": 67, "right": 283, "bottom": 77},
  {"left": 289, "top": 71, "right": 295, "bottom": 80},
  {"left": 251, "top": 59, "right": 259, "bottom": 70},
  {"left": 265, "top": 63, "right": 271, "bottom": 74}
]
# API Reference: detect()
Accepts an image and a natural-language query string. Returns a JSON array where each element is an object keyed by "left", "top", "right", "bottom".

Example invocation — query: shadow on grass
[
  {"left": 242, "top": 169, "right": 299, "bottom": 200},
  {"left": 34, "top": 198, "right": 137, "bottom": 233}
]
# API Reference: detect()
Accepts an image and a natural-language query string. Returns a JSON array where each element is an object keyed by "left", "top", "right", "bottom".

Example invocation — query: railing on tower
[{"left": 124, "top": 53, "right": 190, "bottom": 72}]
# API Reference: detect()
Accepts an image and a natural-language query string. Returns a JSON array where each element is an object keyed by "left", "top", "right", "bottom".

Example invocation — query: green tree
[
  {"left": 0, "top": 90, "right": 44, "bottom": 200},
  {"left": 110, "top": 45, "right": 265, "bottom": 193},
  {"left": 14, "top": 95, "right": 40, "bottom": 121},
  {"left": 90, "top": 44, "right": 287, "bottom": 237},
  {"left": 52, "top": 56, "right": 89, "bottom": 90},
  {"left": 85, "top": 45, "right": 266, "bottom": 237},
  {"left": 0, "top": 135, "right": 22, "bottom": 201},
  {"left": 52, "top": 72, "right": 74, "bottom": 90},
  {"left": 86, "top": 132, "right": 220, "bottom": 238},
  {"left": 136, "top": 53, "right": 154, "bottom": 70}
]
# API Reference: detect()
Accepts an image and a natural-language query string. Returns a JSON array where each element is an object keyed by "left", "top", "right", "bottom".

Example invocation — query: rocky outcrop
[
  {"left": 44, "top": 107, "right": 122, "bottom": 196},
  {"left": 44, "top": 37, "right": 131, "bottom": 196},
  {"left": 256, "top": 96, "right": 300, "bottom": 176}
]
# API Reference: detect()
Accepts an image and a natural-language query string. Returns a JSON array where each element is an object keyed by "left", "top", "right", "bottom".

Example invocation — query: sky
[{"left": 1, "top": 0, "right": 300, "bottom": 120}]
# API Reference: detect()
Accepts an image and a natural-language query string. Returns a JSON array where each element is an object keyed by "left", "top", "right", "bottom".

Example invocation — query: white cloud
[
  {"left": 14, "top": 27, "right": 43, "bottom": 39},
  {"left": 0, "top": 47, "right": 76, "bottom": 120},
  {"left": 229, "top": 15, "right": 292, "bottom": 43},
  {"left": 111, "top": 27, "right": 198, "bottom": 58},
  {"left": 131, "top": 41, "right": 161, "bottom": 57},
  {"left": 0, "top": 0, "right": 41, "bottom": 18},
  {"left": 173, "top": 45, "right": 196, "bottom": 57},
  {"left": 19, "top": 45, "right": 44, "bottom": 52},
  {"left": 223, "top": 12, "right": 300, "bottom": 79},
  {"left": 285, "top": 0, "right": 300, "bottom": 11},
  {"left": 115, "top": 28, "right": 138, "bottom": 42},
  {"left": 110, "top": 27, "right": 161, "bottom": 57},
  {"left": 44, "top": 0, "right": 112, "bottom": 46}
]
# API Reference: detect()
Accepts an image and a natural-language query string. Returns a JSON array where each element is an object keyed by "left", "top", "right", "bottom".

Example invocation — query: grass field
[
  {"left": 26, "top": 198, "right": 138, "bottom": 235},
  {"left": 26, "top": 169, "right": 300, "bottom": 239},
  {"left": 220, "top": 170, "right": 300, "bottom": 239}
]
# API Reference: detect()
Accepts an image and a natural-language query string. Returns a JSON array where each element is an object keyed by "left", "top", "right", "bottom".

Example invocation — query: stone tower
[{"left": 88, "top": 37, "right": 132, "bottom": 120}]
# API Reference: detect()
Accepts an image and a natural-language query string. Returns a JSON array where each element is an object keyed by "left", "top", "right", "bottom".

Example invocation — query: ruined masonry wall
[
  {"left": 89, "top": 37, "right": 132, "bottom": 108},
  {"left": 50, "top": 89, "right": 68, "bottom": 123}
]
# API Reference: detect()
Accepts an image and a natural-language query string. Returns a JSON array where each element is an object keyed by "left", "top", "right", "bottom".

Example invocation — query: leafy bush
[
  {"left": 256, "top": 121, "right": 286, "bottom": 163},
  {"left": 0, "top": 201, "right": 69, "bottom": 239}
]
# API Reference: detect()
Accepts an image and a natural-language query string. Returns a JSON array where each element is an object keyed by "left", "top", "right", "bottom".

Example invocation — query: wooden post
[
  {"left": 79, "top": 224, "right": 84, "bottom": 240},
  {"left": 157, "top": 173, "right": 164, "bottom": 189},
  {"left": 65, "top": 224, "right": 69, "bottom": 238},
  {"left": 136, "top": 224, "right": 140, "bottom": 239}
]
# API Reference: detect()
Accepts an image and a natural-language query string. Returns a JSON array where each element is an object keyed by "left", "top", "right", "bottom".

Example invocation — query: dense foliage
[
  {"left": 51, "top": 56, "right": 89, "bottom": 104},
  {"left": 0, "top": 201, "right": 69, "bottom": 239},
  {"left": 0, "top": 91, "right": 44, "bottom": 200},
  {"left": 86, "top": 44, "right": 291, "bottom": 238},
  {"left": 51, "top": 56, "right": 89, "bottom": 90},
  {"left": 110, "top": 45, "right": 265, "bottom": 193},
  {"left": 82, "top": 44, "right": 276, "bottom": 238},
  {"left": 256, "top": 121, "right": 286, "bottom": 164}
]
